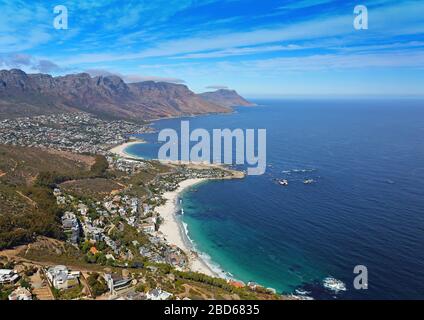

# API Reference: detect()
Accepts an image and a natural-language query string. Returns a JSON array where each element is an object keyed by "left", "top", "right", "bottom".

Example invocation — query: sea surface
[{"left": 126, "top": 99, "right": 424, "bottom": 299}]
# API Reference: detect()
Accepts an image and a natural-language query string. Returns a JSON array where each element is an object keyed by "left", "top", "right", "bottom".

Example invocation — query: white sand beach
[
  {"left": 156, "top": 178, "right": 219, "bottom": 277},
  {"left": 110, "top": 140, "right": 243, "bottom": 277},
  {"left": 109, "top": 140, "right": 145, "bottom": 159}
]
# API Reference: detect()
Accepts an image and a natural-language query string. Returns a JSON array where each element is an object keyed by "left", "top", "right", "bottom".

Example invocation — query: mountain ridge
[
  {"left": 200, "top": 89, "right": 256, "bottom": 108},
  {"left": 0, "top": 69, "right": 253, "bottom": 121}
]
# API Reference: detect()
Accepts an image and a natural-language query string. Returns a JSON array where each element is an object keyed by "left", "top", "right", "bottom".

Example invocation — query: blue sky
[{"left": 0, "top": 0, "right": 423, "bottom": 96}]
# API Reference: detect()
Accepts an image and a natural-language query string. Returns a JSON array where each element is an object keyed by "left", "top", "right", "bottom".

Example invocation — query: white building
[
  {"left": 8, "top": 287, "right": 32, "bottom": 300},
  {"left": 146, "top": 288, "right": 172, "bottom": 300},
  {"left": 141, "top": 223, "right": 156, "bottom": 234},
  {"left": 77, "top": 203, "right": 89, "bottom": 216},
  {"left": 46, "top": 265, "right": 80, "bottom": 290},
  {"left": 130, "top": 198, "right": 139, "bottom": 214},
  {"left": 0, "top": 269, "right": 20, "bottom": 284}
]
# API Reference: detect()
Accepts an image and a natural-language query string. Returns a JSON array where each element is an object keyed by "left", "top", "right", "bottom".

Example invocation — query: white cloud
[
  {"left": 0, "top": 53, "right": 64, "bottom": 73},
  {"left": 59, "top": 1, "right": 424, "bottom": 65},
  {"left": 172, "top": 44, "right": 303, "bottom": 59},
  {"left": 277, "top": 0, "right": 334, "bottom": 10},
  {"left": 84, "top": 68, "right": 185, "bottom": 83},
  {"left": 229, "top": 51, "right": 424, "bottom": 72},
  {"left": 205, "top": 85, "right": 229, "bottom": 90}
]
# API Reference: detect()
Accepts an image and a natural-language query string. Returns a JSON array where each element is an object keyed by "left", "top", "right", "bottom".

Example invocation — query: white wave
[{"left": 180, "top": 220, "right": 233, "bottom": 280}]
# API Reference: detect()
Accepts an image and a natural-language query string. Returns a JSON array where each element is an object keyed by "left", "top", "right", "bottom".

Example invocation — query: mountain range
[{"left": 0, "top": 69, "right": 253, "bottom": 122}]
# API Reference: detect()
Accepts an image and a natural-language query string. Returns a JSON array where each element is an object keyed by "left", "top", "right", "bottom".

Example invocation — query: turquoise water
[{"left": 127, "top": 99, "right": 424, "bottom": 299}]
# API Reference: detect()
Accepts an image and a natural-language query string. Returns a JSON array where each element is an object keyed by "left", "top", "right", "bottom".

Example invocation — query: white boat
[
  {"left": 279, "top": 179, "right": 289, "bottom": 186},
  {"left": 323, "top": 277, "right": 346, "bottom": 293},
  {"left": 181, "top": 208, "right": 184, "bottom": 215},
  {"left": 303, "top": 179, "right": 315, "bottom": 185}
]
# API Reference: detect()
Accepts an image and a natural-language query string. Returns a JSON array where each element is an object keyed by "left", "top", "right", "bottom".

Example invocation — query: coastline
[
  {"left": 156, "top": 178, "right": 221, "bottom": 277},
  {"left": 109, "top": 139, "right": 244, "bottom": 278},
  {"left": 109, "top": 140, "right": 145, "bottom": 159}
]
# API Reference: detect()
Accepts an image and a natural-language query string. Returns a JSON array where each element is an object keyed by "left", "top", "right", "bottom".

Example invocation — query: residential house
[
  {"left": 228, "top": 280, "right": 245, "bottom": 289},
  {"left": 0, "top": 269, "right": 20, "bottom": 284},
  {"left": 56, "top": 196, "right": 66, "bottom": 205},
  {"left": 104, "top": 273, "right": 132, "bottom": 294},
  {"left": 8, "top": 287, "right": 32, "bottom": 300},
  {"left": 146, "top": 288, "right": 172, "bottom": 300},
  {"left": 130, "top": 198, "right": 139, "bottom": 215},
  {"left": 142, "top": 203, "right": 151, "bottom": 216},
  {"left": 61, "top": 212, "right": 80, "bottom": 244},
  {"left": 46, "top": 265, "right": 80, "bottom": 290},
  {"left": 77, "top": 203, "right": 88, "bottom": 216},
  {"left": 141, "top": 223, "right": 156, "bottom": 234},
  {"left": 84, "top": 225, "right": 104, "bottom": 242}
]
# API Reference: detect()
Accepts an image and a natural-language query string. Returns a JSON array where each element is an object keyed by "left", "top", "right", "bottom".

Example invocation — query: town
[
  {"left": 0, "top": 112, "right": 283, "bottom": 300},
  {"left": 0, "top": 113, "right": 150, "bottom": 155}
]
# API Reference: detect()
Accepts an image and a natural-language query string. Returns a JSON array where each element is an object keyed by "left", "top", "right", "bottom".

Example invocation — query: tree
[
  {"left": 90, "top": 156, "right": 109, "bottom": 177},
  {"left": 81, "top": 241, "right": 92, "bottom": 254},
  {"left": 87, "top": 273, "right": 108, "bottom": 297},
  {"left": 20, "top": 278, "right": 31, "bottom": 289}
]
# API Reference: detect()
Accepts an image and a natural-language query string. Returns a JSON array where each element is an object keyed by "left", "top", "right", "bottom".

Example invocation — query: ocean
[{"left": 126, "top": 98, "right": 424, "bottom": 299}]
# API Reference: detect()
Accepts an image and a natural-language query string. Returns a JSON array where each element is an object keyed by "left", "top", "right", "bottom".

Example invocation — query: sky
[{"left": 0, "top": 0, "right": 423, "bottom": 97}]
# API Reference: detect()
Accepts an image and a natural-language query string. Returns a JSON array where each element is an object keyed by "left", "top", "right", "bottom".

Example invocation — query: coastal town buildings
[
  {"left": 0, "top": 111, "right": 267, "bottom": 301},
  {"left": 0, "top": 113, "right": 149, "bottom": 155}
]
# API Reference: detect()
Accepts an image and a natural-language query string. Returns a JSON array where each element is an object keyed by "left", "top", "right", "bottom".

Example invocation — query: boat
[
  {"left": 181, "top": 208, "right": 184, "bottom": 215},
  {"left": 279, "top": 179, "right": 289, "bottom": 186},
  {"left": 303, "top": 179, "right": 315, "bottom": 185},
  {"left": 323, "top": 277, "right": 346, "bottom": 293}
]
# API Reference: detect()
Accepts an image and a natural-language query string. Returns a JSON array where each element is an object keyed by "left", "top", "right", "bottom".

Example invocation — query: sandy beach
[
  {"left": 110, "top": 140, "right": 243, "bottom": 277},
  {"left": 156, "top": 178, "right": 219, "bottom": 277},
  {"left": 109, "top": 140, "right": 145, "bottom": 159}
]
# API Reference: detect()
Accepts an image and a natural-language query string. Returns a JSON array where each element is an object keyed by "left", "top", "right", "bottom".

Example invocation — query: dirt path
[
  {"left": 80, "top": 272, "right": 94, "bottom": 298},
  {"left": 177, "top": 284, "right": 212, "bottom": 300},
  {"left": 16, "top": 191, "right": 38, "bottom": 207},
  {"left": 30, "top": 270, "right": 55, "bottom": 300}
]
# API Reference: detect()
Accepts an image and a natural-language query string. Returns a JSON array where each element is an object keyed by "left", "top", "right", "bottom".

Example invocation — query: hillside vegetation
[{"left": 0, "top": 146, "right": 111, "bottom": 249}]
